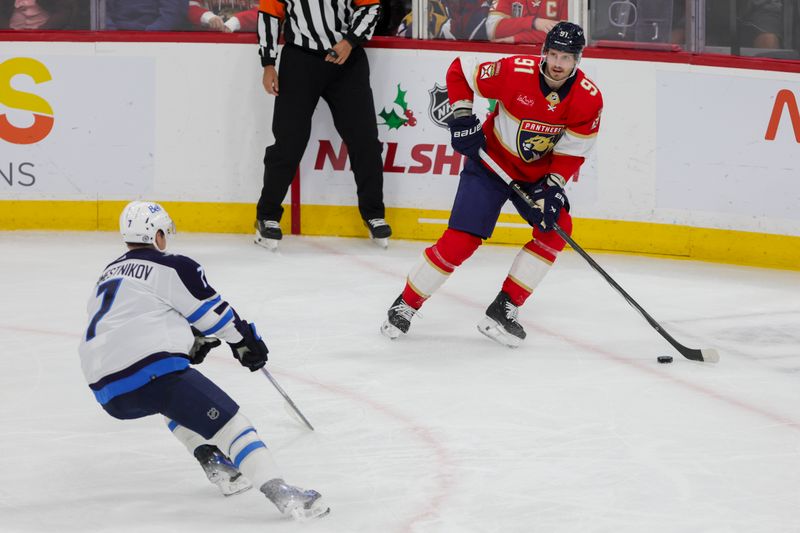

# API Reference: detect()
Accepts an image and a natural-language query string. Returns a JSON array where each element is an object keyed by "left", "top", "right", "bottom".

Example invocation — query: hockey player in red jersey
[
  {"left": 381, "top": 22, "right": 602, "bottom": 348},
  {"left": 486, "top": 0, "right": 567, "bottom": 44}
]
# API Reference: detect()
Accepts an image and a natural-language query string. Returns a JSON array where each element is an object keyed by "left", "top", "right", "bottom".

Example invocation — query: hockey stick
[
  {"left": 260, "top": 367, "right": 315, "bottom": 431},
  {"left": 478, "top": 148, "right": 719, "bottom": 363}
]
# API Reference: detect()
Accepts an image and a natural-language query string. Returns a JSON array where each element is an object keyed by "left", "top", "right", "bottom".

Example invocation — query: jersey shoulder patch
[{"left": 478, "top": 60, "right": 502, "bottom": 79}]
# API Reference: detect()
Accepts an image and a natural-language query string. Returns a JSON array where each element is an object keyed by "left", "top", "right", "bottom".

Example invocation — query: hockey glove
[
  {"left": 540, "top": 184, "right": 567, "bottom": 231},
  {"left": 515, "top": 174, "right": 568, "bottom": 231},
  {"left": 188, "top": 327, "right": 222, "bottom": 365},
  {"left": 229, "top": 320, "right": 269, "bottom": 372},
  {"left": 513, "top": 181, "right": 545, "bottom": 228},
  {"left": 449, "top": 114, "right": 485, "bottom": 161}
]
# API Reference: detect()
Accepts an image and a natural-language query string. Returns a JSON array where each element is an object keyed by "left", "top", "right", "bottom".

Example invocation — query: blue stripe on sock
[
  {"left": 229, "top": 427, "right": 255, "bottom": 455},
  {"left": 233, "top": 441, "right": 266, "bottom": 468},
  {"left": 167, "top": 420, "right": 179, "bottom": 432}
]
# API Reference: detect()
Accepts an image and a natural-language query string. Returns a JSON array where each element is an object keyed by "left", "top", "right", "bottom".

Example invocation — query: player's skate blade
[
  {"left": 261, "top": 479, "right": 330, "bottom": 521},
  {"left": 371, "top": 236, "right": 389, "bottom": 249},
  {"left": 214, "top": 471, "right": 252, "bottom": 496},
  {"left": 381, "top": 320, "right": 403, "bottom": 339},
  {"left": 477, "top": 316, "right": 523, "bottom": 348},
  {"left": 254, "top": 230, "right": 279, "bottom": 251}
]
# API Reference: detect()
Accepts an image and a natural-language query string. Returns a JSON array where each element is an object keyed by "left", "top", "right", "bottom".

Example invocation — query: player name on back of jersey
[
  {"left": 98, "top": 261, "right": 154, "bottom": 284},
  {"left": 519, "top": 120, "right": 563, "bottom": 135}
]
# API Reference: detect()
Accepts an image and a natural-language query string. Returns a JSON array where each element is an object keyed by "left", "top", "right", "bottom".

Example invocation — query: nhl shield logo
[{"left": 428, "top": 83, "right": 453, "bottom": 129}]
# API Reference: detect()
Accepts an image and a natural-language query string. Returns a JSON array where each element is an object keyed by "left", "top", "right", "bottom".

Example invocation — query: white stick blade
[{"left": 702, "top": 348, "right": 720, "bottom": 363}]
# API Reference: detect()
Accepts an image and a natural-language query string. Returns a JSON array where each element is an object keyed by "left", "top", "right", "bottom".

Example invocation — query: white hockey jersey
[{"left": 78, "top": 248, "right": 244, "bottom": 405}]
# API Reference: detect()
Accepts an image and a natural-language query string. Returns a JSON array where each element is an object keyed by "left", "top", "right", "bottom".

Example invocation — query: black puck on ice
[{"left": 657, "top": 355, "right": 674, "bottom": 364}]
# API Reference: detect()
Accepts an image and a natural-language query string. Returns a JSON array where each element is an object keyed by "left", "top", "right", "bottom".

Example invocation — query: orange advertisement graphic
[
  {"left": 0, "top": 57, "right": 54, "bottom": 145},
  {"left": 765, "top": 89, "right": 800, "bottom": 143}
]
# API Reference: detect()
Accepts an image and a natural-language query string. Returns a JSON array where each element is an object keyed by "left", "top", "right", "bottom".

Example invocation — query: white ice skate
[
  {"left": 255, "top": 220, "right": 282, "bottom": 251},
  {"left": 261, "top": 478, "right": 330, "bottom": 521}
]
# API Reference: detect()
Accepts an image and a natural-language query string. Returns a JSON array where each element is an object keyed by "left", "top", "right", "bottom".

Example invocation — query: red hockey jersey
[
  {"left": 447, "top": 54, "right": 602, "bottom": 185},
  {"left": 486, "top": 0, "right": 568, "bottom": 44}
]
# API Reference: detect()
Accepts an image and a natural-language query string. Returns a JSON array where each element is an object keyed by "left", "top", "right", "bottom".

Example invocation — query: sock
[{"left": 403, "top": 228, "right": 481, "bottom": 308}]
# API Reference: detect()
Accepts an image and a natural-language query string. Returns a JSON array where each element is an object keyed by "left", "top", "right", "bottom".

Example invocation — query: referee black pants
[{"left": 257, "top": 44, "right": 385, "bottom": 223}]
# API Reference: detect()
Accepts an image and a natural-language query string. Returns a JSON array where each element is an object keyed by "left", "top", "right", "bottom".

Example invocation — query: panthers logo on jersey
[{"left": 517, "top": 120, "right": 563, "bottom": 162}]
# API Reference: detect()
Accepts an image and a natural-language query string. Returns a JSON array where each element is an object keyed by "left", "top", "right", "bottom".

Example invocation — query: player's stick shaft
[
  {"left": 478, "top": 148, "right": 719, "bottom": 363},
  {"left": 260, "top": 367, "right": 315, "bottom": 430}
]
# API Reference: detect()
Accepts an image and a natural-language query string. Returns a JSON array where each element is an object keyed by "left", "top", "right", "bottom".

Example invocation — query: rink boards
[{"left": 1, "top": 39, "right": 798, "bottom": 269}]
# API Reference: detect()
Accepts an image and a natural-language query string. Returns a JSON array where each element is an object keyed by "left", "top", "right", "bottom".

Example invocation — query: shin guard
[
  {"left": 502, "top": 247, "right": 553, "bottom": 306},
  {"left": 502, "top": 213, "right": 572, "bottom": 306},
  {"left": 404, "top": 228, "right": 481, "bottom": 308},
  {"left": 210, "top": 412, "right": 280, "bottom": 490},
  {"left": 166, "top": 416, "right": 206, "bottom": 454}
]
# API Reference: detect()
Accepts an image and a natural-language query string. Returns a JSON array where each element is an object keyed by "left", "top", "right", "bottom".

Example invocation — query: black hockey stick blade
[{"left": 478, "top": 149, "right": 720, "bottom": 363}]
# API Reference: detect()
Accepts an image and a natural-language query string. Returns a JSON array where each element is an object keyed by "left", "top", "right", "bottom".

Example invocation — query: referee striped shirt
[{"left": 258, "top": 0, "right": 381, "bottom": 66}]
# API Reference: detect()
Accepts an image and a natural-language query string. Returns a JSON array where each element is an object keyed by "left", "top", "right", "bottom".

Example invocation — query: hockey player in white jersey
[{"left": 78, "top": 200, "right": 329, "bottom": 521}]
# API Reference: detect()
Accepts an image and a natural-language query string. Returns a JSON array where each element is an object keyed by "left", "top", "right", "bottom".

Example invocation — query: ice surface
[{"left": 1, "top": 231, "right": 798, "bottom": 532}]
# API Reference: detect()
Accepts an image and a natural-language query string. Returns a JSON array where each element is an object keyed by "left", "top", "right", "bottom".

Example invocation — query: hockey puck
[{"left": 657, "top": 355, "right": 674, "bottom": 364}]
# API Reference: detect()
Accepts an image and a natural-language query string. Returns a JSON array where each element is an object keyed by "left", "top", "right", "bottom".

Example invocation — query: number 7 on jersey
[{"left": 86, "top": 278, "right": 122, "bottom": 341}]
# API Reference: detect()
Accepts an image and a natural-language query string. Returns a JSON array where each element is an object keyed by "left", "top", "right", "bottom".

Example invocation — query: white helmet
[{"left": 119, "top": 200, "right": 175, "bottom": 246}]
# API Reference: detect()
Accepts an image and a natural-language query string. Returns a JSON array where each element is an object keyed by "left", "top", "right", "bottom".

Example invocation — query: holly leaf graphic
[
  {"left": 393, "top": 84, "right": 409, "bottom": 112},
  {"left": 379, "top": 108, "right": 407, "bottom": 130}
]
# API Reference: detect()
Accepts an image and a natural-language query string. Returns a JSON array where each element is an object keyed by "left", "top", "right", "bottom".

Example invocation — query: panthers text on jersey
[{"left": 447, "top": 54, "right": 603, "bottom": 186}]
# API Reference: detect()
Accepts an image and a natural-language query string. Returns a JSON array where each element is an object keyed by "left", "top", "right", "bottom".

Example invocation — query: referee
[{"left": 254, "top": 0, "right": 392, "bottom": 250}]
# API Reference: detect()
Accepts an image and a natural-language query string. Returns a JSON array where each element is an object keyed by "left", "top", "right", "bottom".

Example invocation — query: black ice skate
[
  {"left": 477, "top": 291, "right": 527, "bottom": 348},
  {"left": 364, "top": 218, "right": 392, "bottom": 249},
  {"left": 381, "top": 295, "right": 418, "bottom": 339},
  {"left": 255, "top": 220, "right": 282, "bottom": 251},
  {"left": 261, "top": 478, "right": 330, "bottom": 521},
  {"left": 194, "top": 444, "right": 252, "bottom": 496}
]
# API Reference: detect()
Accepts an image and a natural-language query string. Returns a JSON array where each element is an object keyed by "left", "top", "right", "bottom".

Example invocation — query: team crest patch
[
  {"left": 517, "top": 120, "right": 564, "bottom": 162},
  {"left": 479, "top": 63, "right": 496, "bottom": 79},
  {"left": 428, "top": 83, "right": 453, "bottom": 129}
]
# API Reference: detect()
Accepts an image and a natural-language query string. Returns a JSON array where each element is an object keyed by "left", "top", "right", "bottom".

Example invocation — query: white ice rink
[{"left": 2, "top": 230, "right": 799, "bottom": 533}]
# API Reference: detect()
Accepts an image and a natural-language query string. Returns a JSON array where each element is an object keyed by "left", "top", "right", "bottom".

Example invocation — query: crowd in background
[
  {"left": 0, "top": 0, "right": 88, "bottom": 29},
  {"left": 0, "top": 0, "right": 798, "bottom": 59}
]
